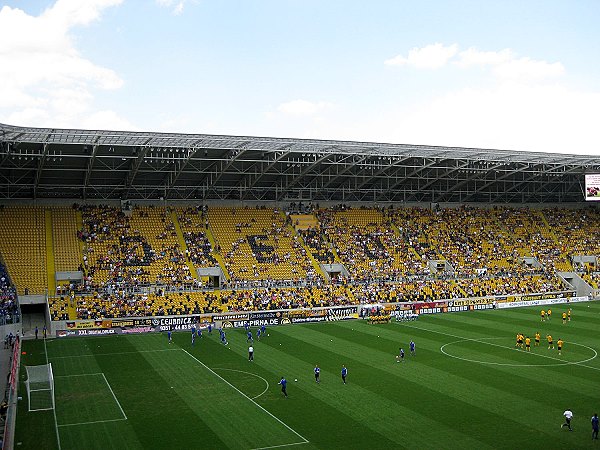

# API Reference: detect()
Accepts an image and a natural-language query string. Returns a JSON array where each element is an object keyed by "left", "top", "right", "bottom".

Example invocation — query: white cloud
[
  {"left": 156, "top": 0, "right": 187, "bottom": 15},
  {"left": 265, "top": 45, "right": 599, "bottom": 155},
  {"left": 277, "top": 99, "right": 333, "bottom": 116},
  {"left": 387, "top": 44, "right": 565, "bottom": 83},
  {"left": 0, "top": 1, "right": 128, "bottom": 129},
  {"left": 311, "top": 81, "right": 599, "bottom": 155},
  {"left": 385, "top": 43, "right": 458, "bottom": 69},
  {"left": 385, "top": 82, "right": 599, "bottom": 154},
  {"left": 492, "top": 57, "right": 565, "bottom": 81},
  {"left": 80, "top": 110, "right": 137, "bottom": 131},
  {"left": 456, "top": 47, "right": 564, "bottom": 81},
  {"left": 456, "top": 48, "right": 514, "bottom": 67}
]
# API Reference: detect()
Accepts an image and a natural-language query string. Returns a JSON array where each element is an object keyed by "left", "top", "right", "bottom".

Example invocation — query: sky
[{"left": 1, "top": 0, "right": 599, "bottom": 155}]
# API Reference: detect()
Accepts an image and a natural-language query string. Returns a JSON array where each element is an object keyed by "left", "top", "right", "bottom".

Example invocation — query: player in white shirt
[{"left": 561, "top": 409, "right": 573, "bottom": 431}]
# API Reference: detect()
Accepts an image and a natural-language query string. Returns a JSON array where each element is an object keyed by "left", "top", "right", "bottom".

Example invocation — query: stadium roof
[{"left": 0, "top": 122, "right": 597, "bottom": 203}]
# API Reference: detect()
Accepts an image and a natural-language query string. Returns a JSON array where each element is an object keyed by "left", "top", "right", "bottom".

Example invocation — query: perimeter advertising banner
[
  {"left": 447, "top": 299, "right": 495, "bottom": 312},
  {"left": 412, "top": 301, "right": 448, "bottom": 314},
  {"left": 150, "top": 315, "right": 202, "bottom": 331},
  {"left": 57, "top": 328, "right": 122, "bottom": 338},
  {"left": 506, "top": 292, "right": 574, "bottom": 303},
  {"left": 498, "top": 296, "right": 589, "bottom": 309},
  {"left": 285, "top": 309, "right": 328, "bottom": 324},
  {"left": 65, "top": 320, "right": 104, "bottom": 330},
  {"left": 325, "top": 306, "right": 359, "bottom": 321},
  {"left": 213, "top": 313, "right": 249, "bottom": 321},
  {"left": 222, "top": 317, "right": 286, "bottom": 328},
  {"left": 449, "top": 298, "right": 494, "bottom": 307}
]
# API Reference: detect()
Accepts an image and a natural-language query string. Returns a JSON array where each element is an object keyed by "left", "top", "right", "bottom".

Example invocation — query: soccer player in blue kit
[
  {"left": 341, "top": 365, "right": 348, "bottom": 384},
  {"left": 279, "top": 377, "right": 288, "bottom": 397},
  {"left": 410, "top": 340, "right": 416, "bottom": 356}
]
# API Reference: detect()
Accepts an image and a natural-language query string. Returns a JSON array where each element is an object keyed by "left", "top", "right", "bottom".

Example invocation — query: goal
[{"left": 25, "top": 363, "right": 55, "bottom": 412}]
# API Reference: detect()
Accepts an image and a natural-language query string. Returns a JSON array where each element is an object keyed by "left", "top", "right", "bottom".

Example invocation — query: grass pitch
[{"left": 15, "top": 302, "right": 600, "bottom": 449}]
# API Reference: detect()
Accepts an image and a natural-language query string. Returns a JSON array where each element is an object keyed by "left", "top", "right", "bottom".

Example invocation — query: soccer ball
[{"left": 294, "top": 379, "right": 298, "bottom": 382}]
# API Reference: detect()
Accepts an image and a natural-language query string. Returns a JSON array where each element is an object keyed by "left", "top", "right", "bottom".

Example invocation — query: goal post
[{"left": 25, "top": 363, "right": 55, "bottom": 412}]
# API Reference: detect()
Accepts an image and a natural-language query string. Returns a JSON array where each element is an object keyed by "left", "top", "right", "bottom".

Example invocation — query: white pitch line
[
  {"left": 212, "top": 367, "right": 270, "bottom": 400},
  {"left": 54, "top": 373, "right": 105, "bottom": 378},
  {"left": 101, "top": 373, "right": 128, "bottom": 420},
  {"left": 49, "top": 348, "right": 180, "bottom": 359},
  {"left": 58, "top": 417, "right": 127, "bottom": 428},
  {"left": 404, "top": 322, "right": 600, "bottom": 371},
  {"left": 440, "top": 339, "right": 597, "bottom": 367},
  {"left": 181, "top": 349, "right": 309, "bottom": 447},
  {"left": 251, "top": 441, "right": 310, "bottom": 450},
  {"left": 44, "top": 338, "right": 62, "bottom": 450}
]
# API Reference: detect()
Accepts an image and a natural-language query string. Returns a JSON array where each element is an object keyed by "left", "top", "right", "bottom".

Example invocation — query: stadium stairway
[
  {"left": 76, "top": 208, "right": 84, "bottom": 257},
  {"left": 170, "top": 210, "right": 198, "bottom": 281},
  {"left": 45, "top": 209, "right": 56, "bottom": 295},
  {"left": 201, "top": 222, "right": 230, "bottom": 280},
  {"left": 290, "top": 214, "right": 319, "bottom": 231},
  {"left": 291, "top": 222, "right": 327, "bottom": 279},
  {"left": 390, "top": 222, "right": 423, "bottom": 260}
]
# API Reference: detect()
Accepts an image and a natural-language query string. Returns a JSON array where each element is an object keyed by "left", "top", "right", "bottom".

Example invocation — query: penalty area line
[
  {"left": 180, "top": 349, "right": 309, "bottom": 447},
  {"left": 251, "top": 441, "right": 310, "bottom": 450},
  {"left": 57, "top": 417, "right": 127, "bottom": 428}
]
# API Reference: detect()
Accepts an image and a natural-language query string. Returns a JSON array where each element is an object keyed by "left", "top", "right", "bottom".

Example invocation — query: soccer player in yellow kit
[
  {"left": 557, "top": 338, "right": 564, "bottom": 355},
  {"left": 535, "top": 332, "right": 541, "bottom": 346},
  {"left": 562, "top": 312, "right": 567, "bottom": 324},
  {"left": 547, "top": 334, "right": 554, "bottom": 349},
  {"left": 525, "top": 336, "right": 531, "bottom": 352},
  {"left": 540, "top": 310, "right": 546, "bottom": 321}
]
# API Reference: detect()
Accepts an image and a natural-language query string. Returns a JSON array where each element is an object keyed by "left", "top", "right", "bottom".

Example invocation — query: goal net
[{"left": 25, "top": 363, "right": 55, "bottom": 412}]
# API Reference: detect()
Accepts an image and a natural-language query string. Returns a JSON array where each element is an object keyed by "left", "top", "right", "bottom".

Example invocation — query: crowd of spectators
[
  {"left": 209, "top": 206, "right": 320, "bottom": 285},
  {"left": 55, "top": 284, "right": 357, "bottom": 319},
  {"left": 75, "top": 205, "right": 196, "bottom": 293},
  {"left": 26, "top": 203, "right": 600, "bottom": 320},
  {"left": 0, "top": 263, "right": 18, "bottom": 325},
  {"left": 177, "top": 206, "right": 218, "bottom": 267}
]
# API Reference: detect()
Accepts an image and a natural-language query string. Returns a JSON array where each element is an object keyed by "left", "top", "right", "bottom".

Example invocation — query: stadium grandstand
[{"left": 0, "top": 121, "right": 599, "bottom": 311}]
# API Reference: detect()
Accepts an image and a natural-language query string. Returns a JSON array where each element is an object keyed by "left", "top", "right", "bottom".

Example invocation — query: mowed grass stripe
[
  {"left": 58, "top": 421, "right": 142, "bottom": 450},
  {"left": 396, "top": 323, "right": 597, "bottom": 395},
  {"left": 194, "top": 334, "right": 391, "bottom": 450},
  {"left": 347, "top": 318, "right": 600, "bottom": 397},
  {"left": 225, "top": 327, "right": 493, "bottom": 449},
  {"left": 439, "top": 304, "right": 600, "bottom": 342},
  {"left": 127, "top": 336, "right": 304, "bottom": 450},
  {"left": 274, "top": 322, "right": 589, "bottom": 449},
  {"left": 57, "top": 335, "right": 228, "bottom": 450},
  {"left": 401, "top": 310, "right": 600, "bottom": 366},
  {"left": 54, "top": 374, "right": 125, "bottom": 426},
  {"left": 400, "top": 312, "right": 600, "bottom": 377}
]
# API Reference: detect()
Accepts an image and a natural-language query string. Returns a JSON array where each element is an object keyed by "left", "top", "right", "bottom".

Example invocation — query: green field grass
[{"left": 15, "top": 302, "right": 600, "bottom": 449}]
